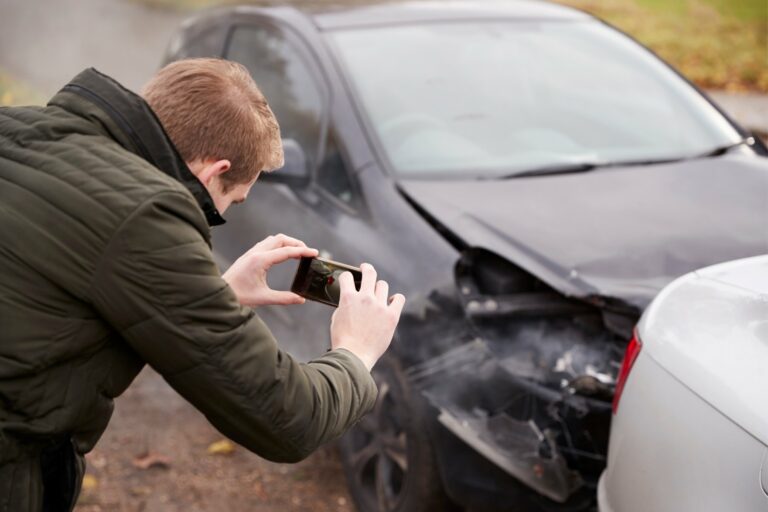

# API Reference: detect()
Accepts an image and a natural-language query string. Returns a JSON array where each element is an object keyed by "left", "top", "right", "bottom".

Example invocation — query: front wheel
[{"left": 339, "top": 357, "right": 457, "bottom": 512}]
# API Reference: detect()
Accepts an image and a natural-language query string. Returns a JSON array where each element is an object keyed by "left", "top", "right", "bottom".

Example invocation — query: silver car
[{"left": 598, "top": 255, "right": 768, "bottom": 511}]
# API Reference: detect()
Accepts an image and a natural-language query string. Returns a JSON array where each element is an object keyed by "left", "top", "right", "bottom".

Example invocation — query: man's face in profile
[
  {"left": 212, "top": 173, "right": 260, "bottom": 214},
  {"left": 188, "top": 157, "right": 268, "bottom": 214},
  {"left": 197, "top": 140, "right": 284, "bottom": 214}
]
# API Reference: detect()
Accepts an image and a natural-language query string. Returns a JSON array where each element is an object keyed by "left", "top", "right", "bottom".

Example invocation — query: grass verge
[{"left": 555, "top": 0, "right": 768, "bottom": 92}]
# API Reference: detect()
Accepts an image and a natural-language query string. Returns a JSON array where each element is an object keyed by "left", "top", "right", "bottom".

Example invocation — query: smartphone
[{"left": 291, "top": 256, "right": 363, "bottom": 307}]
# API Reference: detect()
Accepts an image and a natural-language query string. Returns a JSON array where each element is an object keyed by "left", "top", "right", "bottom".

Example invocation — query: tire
[{"left": 339, "top": 356, "right": 458, "bottom": 512}]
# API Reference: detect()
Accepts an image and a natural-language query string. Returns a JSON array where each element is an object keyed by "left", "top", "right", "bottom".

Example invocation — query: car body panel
[
  {"left": 600, "top": 256, "right": 768, "bottom": 511},
  {"left": 400, "top": 154, "right": 768, "bottom": 310},
  {"left": 762, "top": 450, "right": 768, "bottom": 496},
  {"left": 638, "top": 255, "right": 768, "bottom": 446},
  {"left": 599, "top": 352, "right": 768, "bottom": 512}
]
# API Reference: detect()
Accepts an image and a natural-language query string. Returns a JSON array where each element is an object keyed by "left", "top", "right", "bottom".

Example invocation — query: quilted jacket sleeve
[{"left": 89, "top": 191, "right": 377, "bottom": 462}]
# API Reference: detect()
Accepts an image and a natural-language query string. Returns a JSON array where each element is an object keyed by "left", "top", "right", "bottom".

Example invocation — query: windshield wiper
[
  {"left": 497, "top": 161, "right": 602, "bottom": 179},
  {"left": 493, "top": 138, "right": 755, "bottom": 180},
  {"left": 498, "top": 157, "right": 688, "bottom": 179},
  {"left": 497, "top": 158, "right": 680, "bottom": 179}
]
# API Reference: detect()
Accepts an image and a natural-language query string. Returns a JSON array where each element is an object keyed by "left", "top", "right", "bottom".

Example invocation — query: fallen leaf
[
  {"left": 132, "top": 451, "right": 171, "bottom": 470},
  {"left": 130, "top": 486, "right": 152, "bottom": 497},
  {"left": 81, "top": 474, "right": 98, "bottom": 491},
  {"left": 206, "top": 439, "right": 236, "bottom": 456}
]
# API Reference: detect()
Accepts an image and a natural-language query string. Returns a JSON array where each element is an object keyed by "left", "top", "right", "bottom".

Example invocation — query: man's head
[{"left": 142, "top": 58, "right": 283, "bottom": 213}]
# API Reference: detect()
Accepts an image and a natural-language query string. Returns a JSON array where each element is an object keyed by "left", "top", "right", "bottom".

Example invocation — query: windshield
[{"left": 330, "top": 21, "right": 742, "bottom": 179}]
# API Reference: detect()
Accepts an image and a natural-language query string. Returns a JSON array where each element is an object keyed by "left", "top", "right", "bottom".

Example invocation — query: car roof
[{"left": 308, "top": 1, "right": 591, "bottom": 30}]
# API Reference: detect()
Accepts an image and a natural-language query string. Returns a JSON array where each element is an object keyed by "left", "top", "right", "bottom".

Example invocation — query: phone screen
[{"left": 291, "top": 257, "right": 363, "bottom": 307}]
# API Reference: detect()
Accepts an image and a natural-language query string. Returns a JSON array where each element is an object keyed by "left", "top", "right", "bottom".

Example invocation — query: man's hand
[
  {"left": 222, "top": 234, "right": 318, "bottom": 307},
  {"left": 330, "top": 263, "right": 406, "bottom": 371}
]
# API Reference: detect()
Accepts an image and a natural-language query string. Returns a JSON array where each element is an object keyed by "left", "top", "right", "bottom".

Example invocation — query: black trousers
[{"left": 41, "top": 440, "right": 81, "bottom": 512}]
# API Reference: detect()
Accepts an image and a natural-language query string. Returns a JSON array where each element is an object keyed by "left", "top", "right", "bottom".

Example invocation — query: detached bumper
[{"left": 408, "top": 339, "right": 612, "bottom": 510}]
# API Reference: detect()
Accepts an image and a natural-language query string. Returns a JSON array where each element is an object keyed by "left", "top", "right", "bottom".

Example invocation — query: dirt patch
[{"left": 74, "top": 367, "right": 353, "bottom": 512}]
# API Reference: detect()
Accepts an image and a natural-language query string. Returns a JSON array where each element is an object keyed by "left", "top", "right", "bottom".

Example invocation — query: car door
[{"left": 213, "top": 19, "right": 373, "bottom": 361}]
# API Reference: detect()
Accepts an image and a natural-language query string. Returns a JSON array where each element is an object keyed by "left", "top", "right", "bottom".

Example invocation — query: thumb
[{"left": 262, "top": 289, "right": 306, "bottom": 306}]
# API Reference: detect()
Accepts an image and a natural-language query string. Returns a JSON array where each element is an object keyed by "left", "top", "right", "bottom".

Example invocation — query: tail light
[{"left": 612, "top": 330, "right": 642, "bottom": 414}]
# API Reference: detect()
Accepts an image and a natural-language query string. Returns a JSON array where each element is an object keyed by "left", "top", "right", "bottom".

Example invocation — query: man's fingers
[
  {"left": 263, "top": 246, "right": 318, "bottom": 266},
  {"left": 388, "top": 293, "right": 406, "bottom": 317},
  {"left": 264, "top": 289, "right": 306, "bottom": 306},
  {"left": 359, "top": 263, "right": 377, "bottom": 295},
  {"left": 375, "top": 280, "right": 389, "bottom": 303},
  {"left": 255, "top": 233, "right": 309, "bottom": 252},
  {"left": 338, "top": 271, "right": 355, "bottom": 298}
]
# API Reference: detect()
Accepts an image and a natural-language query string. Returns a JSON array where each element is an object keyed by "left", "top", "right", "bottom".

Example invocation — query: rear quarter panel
[
  {"left": 637, "top": 260, "right": 768, "bottom": 445},
  {"left": 599, "top": 351, "right": 768, "bottom": 512}
]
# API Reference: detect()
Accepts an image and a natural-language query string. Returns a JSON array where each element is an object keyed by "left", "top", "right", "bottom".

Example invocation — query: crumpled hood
[{"left": 399, "top": 154, "right": 768, "bottom": 309}]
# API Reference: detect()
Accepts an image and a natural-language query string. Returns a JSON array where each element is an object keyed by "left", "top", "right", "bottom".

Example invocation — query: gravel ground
[{"left": 73, "top": 367, "right": 354, "bottom": 512}]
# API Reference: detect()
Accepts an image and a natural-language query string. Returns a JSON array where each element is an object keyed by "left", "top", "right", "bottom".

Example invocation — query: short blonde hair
[{"left": 142, "top": 58, "right": 283, "bottom": 190}]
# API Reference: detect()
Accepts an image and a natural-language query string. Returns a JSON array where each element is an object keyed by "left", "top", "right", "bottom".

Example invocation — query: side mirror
[{"left": 261, "top": 138, "right": 310, "bottom": 186}]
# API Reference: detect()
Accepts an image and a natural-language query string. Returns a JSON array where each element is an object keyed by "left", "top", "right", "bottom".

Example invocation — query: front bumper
[{"left": 407, "top": 338, "right": 614, "bottom": 511}]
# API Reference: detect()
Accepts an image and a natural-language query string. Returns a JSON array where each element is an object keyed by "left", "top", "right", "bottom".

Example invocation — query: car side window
[
  {"left": 173, "top": 26, "right": 228, "bottom": 59},
  {"left": 317, "top": 132, "right": 357, "bottom": 207},
  {"left": 226, "top": 25, "right": 324, "bottom": 169}
]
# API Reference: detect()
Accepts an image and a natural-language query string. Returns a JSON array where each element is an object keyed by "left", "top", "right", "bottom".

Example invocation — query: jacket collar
[{"left": 50, "top": 68, "right": 225, "bottom": 226}]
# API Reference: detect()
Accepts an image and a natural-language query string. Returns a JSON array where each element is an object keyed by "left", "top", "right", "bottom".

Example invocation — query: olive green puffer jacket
[{"left": 0, "top": 69, "right": 377, "bottom": 512}]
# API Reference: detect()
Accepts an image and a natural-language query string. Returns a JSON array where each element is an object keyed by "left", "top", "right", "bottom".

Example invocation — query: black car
[{"left": 163, "top": 2, "right": 768, "bottom": 511}]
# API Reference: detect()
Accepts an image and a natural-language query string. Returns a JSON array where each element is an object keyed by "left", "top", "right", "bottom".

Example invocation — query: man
[{"left": 0, "top": 58, "right": 404, "bottom": 511}]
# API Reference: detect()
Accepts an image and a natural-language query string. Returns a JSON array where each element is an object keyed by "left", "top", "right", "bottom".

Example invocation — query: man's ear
[{"left": 195, "top": 159, "right": 231, "bottom": 187}]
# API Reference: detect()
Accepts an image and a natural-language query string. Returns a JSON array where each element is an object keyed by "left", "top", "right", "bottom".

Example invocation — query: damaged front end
[{"left": 405, "top": 248, "right": 638, "bottom": 509}]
